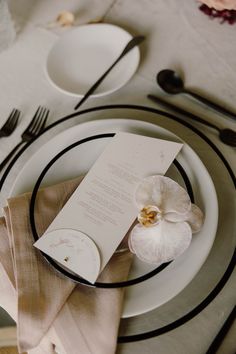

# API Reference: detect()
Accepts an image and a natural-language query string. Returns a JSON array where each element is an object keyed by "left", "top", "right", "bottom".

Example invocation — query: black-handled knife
[{"left": 74, "top": 35, "right": 145, "bottom": 110}]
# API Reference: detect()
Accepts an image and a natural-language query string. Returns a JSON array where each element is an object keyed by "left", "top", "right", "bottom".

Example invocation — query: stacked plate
[
  {"left": 3, "top": 105, "right": 235, "bottom": 342},
  {"left": 9, "top": 116, "right": 218, "bottom": 314}
]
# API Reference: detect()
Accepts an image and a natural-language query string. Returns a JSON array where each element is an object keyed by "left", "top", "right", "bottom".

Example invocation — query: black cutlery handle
[
  {"left": 74, "top": 59, "right": 118, "bottom": 111},
  {"left": 0, "top": 141, "right": 24, "bottom": 171},
  {"left": 74, "top": 35, "right": 145, "bottom": 111},
  {"left": 147, "top": 94, "right": 220, "bottom": 132},
  {"left": 186, "top": 90, "right": 236, "bottom": 121}
]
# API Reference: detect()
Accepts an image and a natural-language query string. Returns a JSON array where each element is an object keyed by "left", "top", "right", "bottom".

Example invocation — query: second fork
[
  {"left": 0, "top": 109, "right": 20, "bottom": 138},
  {"left": 0, "top": 106, "right": 49, "bottom": 172}
]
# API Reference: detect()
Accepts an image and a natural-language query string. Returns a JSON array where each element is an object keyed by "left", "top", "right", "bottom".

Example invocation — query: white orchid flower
[{"left": 128, "top": 176, "right": 204, "bottom": 265}]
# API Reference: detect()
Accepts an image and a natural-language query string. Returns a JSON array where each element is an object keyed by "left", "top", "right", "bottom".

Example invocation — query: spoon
[
  {"left": 147, "top": 94, "right": 236, "bottom": 147},
  {"left": 157, "top": 69, "right": 236, "bottom": 121},
  {"left": 74, "top": 35, "right": 145, "bottom": 110}
]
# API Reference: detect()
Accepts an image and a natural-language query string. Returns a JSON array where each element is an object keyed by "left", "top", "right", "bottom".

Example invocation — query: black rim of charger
[{"left": 0, "top": 104, "right": 235, "bottom": 342}]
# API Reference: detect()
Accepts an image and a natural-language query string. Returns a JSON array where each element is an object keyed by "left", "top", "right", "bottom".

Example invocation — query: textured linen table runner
[{"left": 0, "top": 177, "right": 133, "bottom": 353}]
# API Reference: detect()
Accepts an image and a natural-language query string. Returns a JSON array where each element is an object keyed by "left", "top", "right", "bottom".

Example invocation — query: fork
[
  {"left": 0, "top": 106, "right": 49, "bottom": 171},
  {"left": 0, "top": 109, "right": 20, "bottom": 138}
]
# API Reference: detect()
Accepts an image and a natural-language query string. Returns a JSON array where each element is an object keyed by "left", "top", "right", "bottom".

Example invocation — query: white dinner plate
[
  {"left": 10, "top": 119, "right": 218, "bottom": 318},
  {"left": 46, "top": 24, "right": 140, "bottom": 97}
]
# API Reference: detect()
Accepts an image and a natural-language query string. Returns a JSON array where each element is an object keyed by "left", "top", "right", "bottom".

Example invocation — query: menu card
[{"left": 34, "top": 132, "right": 183, "bottom": 283}]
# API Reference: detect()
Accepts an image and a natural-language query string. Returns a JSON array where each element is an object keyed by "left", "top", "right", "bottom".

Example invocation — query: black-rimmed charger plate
[{"left": 0, "top": 104, "right": 235, "bottom": 343}]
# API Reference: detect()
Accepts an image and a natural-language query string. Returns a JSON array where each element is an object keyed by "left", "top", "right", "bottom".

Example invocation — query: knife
[{"left": 74, "top": 35, "right": 145, "bottom": 110}]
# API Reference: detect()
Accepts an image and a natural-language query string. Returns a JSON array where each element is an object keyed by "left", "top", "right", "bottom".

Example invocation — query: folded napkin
[{"left": 0, "top": 177, "right": 133, "bottom": 354}]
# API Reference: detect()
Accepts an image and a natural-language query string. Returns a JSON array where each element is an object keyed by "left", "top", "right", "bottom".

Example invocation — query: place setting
[{"left": 0, "top": 4, "right": 235, "bottom": 353}]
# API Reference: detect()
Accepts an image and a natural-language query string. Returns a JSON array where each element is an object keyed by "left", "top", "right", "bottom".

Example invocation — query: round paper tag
[{"left": 44, "top": 228, "right": 101, "bottom": 283}]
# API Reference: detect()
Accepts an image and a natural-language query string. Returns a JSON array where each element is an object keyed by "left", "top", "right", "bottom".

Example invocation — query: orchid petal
[
  {"left": 185, "top": 204, "right": 204, "bottom": 233},
  {"left": 166, "top": 204, "right": 204, "bottom": 233},
  {"left": 164, "top": 211, "right": 189, "bottom": 222},
  {"left": 159, "top": 177, "right": 191, "bottom": 214},
  {"left": 128, "top": 220, "right": 192, "bottom": 265},
  {"left": 135, "top": 176, "right": 191, "bottom": 215},
  {"left": 135, "top": 175, "right": 161, "bottom": 208}
]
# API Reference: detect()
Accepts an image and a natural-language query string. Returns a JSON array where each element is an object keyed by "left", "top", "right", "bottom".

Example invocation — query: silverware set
[
  {"left": 148, "top": 69, "right": 236, "bottom": 147},
  {"left": 0, "top": 106, "right": 49, "bottom": 172}
]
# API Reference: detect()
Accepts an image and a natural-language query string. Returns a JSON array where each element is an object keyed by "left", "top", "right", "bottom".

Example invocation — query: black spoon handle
[
  {"left": 185, "top": 89, "right": 236, "bottom": 121},
  {"left": 74, "top": 35, "right": 145, "bottom": 111},
  {"left": 147, "top": 94, "right": 221, "bottom": 132}
]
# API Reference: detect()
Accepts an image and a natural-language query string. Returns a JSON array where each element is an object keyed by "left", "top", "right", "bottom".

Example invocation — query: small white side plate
[{"left": 46, "top": 24, "right": 140, "bottom": 97}]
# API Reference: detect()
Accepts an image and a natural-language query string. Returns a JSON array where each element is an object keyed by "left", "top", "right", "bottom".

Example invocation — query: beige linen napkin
[{"left": 0, "top": 177, "right": 133, "bottom": 354}]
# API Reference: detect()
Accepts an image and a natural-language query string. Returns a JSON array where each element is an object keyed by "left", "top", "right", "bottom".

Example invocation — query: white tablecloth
[{"left": 0, "top": 0, "right": 235, "bottom": 353}]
